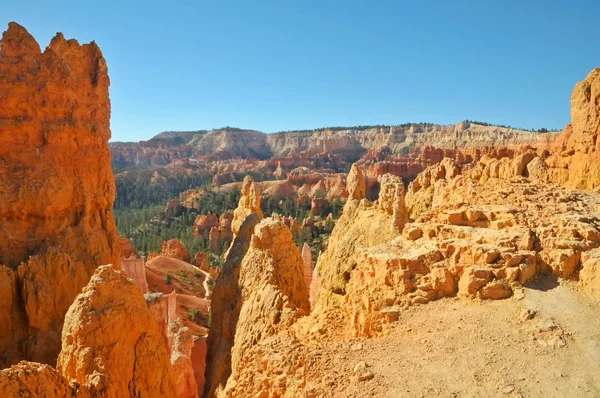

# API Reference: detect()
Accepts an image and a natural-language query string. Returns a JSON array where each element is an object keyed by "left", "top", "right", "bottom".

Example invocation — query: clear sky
[{"left": 3, "top": 0, "right": 599, "bottom": 142}]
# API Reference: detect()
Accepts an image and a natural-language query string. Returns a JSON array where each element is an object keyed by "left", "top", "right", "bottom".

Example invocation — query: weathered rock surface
[
  {"left": 302, "top": 243, "right": 313, "bottom": 295},
  {"left": 231, "top": 176, "right": 263, "bottom": 240},
  {"left": 0, "top": 22, "right": 119, "bottom": 366},
  {"left": 313, "top": 166, "right": 402, "bottom": 311},
  {"left": 193, "top": 213, "right": 219, "bottom": 237},
  {"left": 205, "top": 217, "right": 309, "bottom": 397},
  {"left": 345, "top": 155, "right": 600, "bottom": 336},
  {"left": 170, "top": 322, "right": 199, "bottom": 398},
  {"left": 0, "top": 265, "right": 177, "bottom": 397},
  {"left": 58, "top": 265, "right": 176, "bottom": 396},
  {"left": 0, "top": 362, "right": 82, "bottom": 397},
  {"left": 160, "top": 238, "right": 191, "bottom": 263},
  {"left": 405, "top": 158, "right": 461, "bottom": 218},
  {"left": 545, "top": 68, "right": 600, "bottom": 189}
]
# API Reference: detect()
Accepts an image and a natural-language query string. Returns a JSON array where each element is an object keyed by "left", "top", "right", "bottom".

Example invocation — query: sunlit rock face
[
  {"left": 0, "top": 22, "right": 119, "bottom": 366},
  {"left": 545, "top": 68, "right": 600, "bottom": 189}
]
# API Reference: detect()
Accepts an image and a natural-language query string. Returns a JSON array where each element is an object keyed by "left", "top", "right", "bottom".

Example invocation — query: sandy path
[{"left": 311, "top": 278, "right": 600, "bottom": 397}]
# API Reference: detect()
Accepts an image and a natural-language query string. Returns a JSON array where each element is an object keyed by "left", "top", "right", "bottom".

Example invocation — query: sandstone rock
[
  {"left": 121, "top": 257, "right": 149, "bottom": 293},
  {"left": 580, "top": 249, "right": 600, "bottom": 298},
  {"left": 459, "top": 267, "right": 493, "bottom": 297},
  {"left": 58, "top": 265, "right": 176, "bottom": 397},
  {"left": 405, "top": 158, "right": 460, "bottom": 218},
  {"left": 545, "top": 68, "right": 600, "bottom": 189},
  {"left": 0, "top": 22, "right": 120, "bottom": 365},
  {"left": 231, "top": 176, "right": 263, "bottom": 240},
  {"left": 347, "top": 163, "right": 366, "bottom": 200},
  {"left": 0, "top": 362, "right": 82, "bottom": 397},
  {"left": 119, "top": 237, "right": 136, "bottom": 259},
  {"left": 541, "top": 249, "right": 580, "bottom": 279},
  {"left": 521, "top": 309, "right": 537, "bottom": 321},
  {"left": 205, "top": 218, "right": 309, "bottom": 397},
  {"left": 344, "top": 239, "right": 451, "bottom": 336},
  {"left": 405, "top": 226, "right": 423, "bottom": 240},
  {"left": 302, "top": 243, "right": 313, "bottom": 295},
  {"left": 17, "top": 247, "right": 91, "bottom": 362},
  {"left": 161, "top": 238, "right": 191, "bottom": 263},
  {"left": 353, "top": 361, "right": 374, "bottom": 381},
  {"left": 204, "top": 213, "right": 261, "bottom": 397},
  {"left": 194, "top": 252, "right": 208, "bottom": 270},
  {"left": 378, "top": 174, "right": 408, "bottom": 231},
  {"left": 479, "top": 281, "right": 512, "bottom": 300},
  {"left": 170, "top": 322, "right": 199, "bottom": 398},
  {"left": 313, "top": 171, "right": 400, "bottom": 310},
  {"left": 193, "top": 213, "right": 219, "bottom": 237}
]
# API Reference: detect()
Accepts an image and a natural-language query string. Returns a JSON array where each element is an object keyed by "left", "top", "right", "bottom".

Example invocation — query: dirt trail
[{"left": 312, "top": 278, "right": 600, "bottom": 397}]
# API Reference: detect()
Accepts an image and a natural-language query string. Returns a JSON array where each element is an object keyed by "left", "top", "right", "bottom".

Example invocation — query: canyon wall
[
  {"left": 112, "top": 123, "right": 556, "bottom": 169},
  {"left": 0, "top": 22, "right": 119, "bottom": 366},
  {"left": 545, "top": 68, "right": 600, "bottom": 189}
]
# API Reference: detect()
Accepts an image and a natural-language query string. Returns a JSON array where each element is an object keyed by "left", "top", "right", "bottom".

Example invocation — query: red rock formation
[
  {"left": 121, "top": 258, "right": 149, "bottom": 293},
  {"left": 193, "top": 213, "right": 219, "bottom": 237},
  {"left": 310, "top": 197, "right": 329, "bottom": 216},
  {"left": 119, "top": 236, "right": 136, "bottom": 259},
  {"left": 0, "top": 22, "right": 119, "bottom": 366},
  {"left": 313, "top": 164, "right": 400, "bottom": 311},
  {"left": 161, "top": 238, "right": 191, "bottom": 263},
  {"left": 220, "top": 211, "right": 233, "bottom": 228},
  {"left": 209, "top": 211, "right": 234, "bottom": 253},
  {"left": 273, "top": 161, "right": 286, "bottom": 179},
  {"left": 170, "top": 321, "right": 199, "bottom": 398},
  {"left": 0, "top": 362, "right": 79, "bottom": 397},
  {"left": 192, "top": 338, "right": 207, "bottom": 397},
  {"left": 194, "top": 252, "right": 208, "bottom": 270}
]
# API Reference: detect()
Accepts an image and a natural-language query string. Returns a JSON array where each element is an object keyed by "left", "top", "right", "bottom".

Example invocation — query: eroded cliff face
[
  {"left": 545, "top": 68, "right": 600, "bottom": 189},
  {"left": 0, "top": 22, "right": 119, "bottom": 366},
  {"left": 204, "top": 189, "right": 309, "bottom": 397},
  {"left": 312, "top": 165, "right": 403, "bottom": 311}
]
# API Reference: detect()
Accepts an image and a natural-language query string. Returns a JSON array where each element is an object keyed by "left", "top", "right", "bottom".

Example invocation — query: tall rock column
[
  {"left": 302, "top": 243, "right": 314, "bottom": 295},
  {"left": 205, "top": 178, "right": 309, "bottom": 397},
  {"left": 231, "top": 176, "right": 263, "bottom": 240},
  {"left": 0, "top": 22, "right": 119, "bottom": 366}
]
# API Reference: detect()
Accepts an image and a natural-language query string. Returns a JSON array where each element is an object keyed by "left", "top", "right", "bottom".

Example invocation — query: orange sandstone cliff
[{"left": 0, "top": 22, "right": 119, "bottom": 367}]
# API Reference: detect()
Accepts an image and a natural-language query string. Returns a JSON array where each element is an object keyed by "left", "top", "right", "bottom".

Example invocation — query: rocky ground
[{"left": 300, "top": 278, "right": 599, "bottom": 397}]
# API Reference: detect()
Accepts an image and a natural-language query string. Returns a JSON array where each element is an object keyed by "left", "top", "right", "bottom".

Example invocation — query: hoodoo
[{"left": 0, "top": 22, "right": 119, "bottom": 366}]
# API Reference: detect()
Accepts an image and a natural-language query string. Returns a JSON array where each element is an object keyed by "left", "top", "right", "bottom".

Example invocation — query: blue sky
[{"left": 3, "top": 0, "right": 599, "bottom": 142}]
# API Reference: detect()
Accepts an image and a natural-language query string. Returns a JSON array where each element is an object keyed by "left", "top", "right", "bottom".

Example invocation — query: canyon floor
[{"left": 303, "top": 277, "right": 600, "bottom": 397}]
